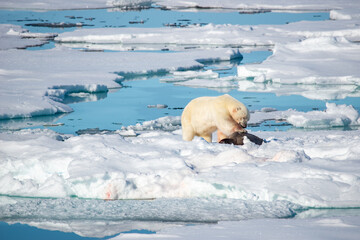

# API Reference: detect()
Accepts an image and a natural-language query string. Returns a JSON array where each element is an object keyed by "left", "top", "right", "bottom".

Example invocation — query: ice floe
[
  {"left": 0, "top": 24, "right": 56, "bottom": 50},
  {"left": 0, "top": 126, "right": 359, "bottom": 208},
  {"left": 53, "top": 18, "right": 360, "bottom": 99},
  {"left": 114, "top": 216, "right": 360, "bottom": 240},
  {"left": 0, "top": 44, "right": 239, "bottom": 119},
  {"left": 249, "top": 102, "right": 360, "bottom": 129},
  {"left": 54, "top": 19, "right": 360, "bottom": 49},
  {"left": 237, "top": 37, "right": 360, "bottom": 86}
]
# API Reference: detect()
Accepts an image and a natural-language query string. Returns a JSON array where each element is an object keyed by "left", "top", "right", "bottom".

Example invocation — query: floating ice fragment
[
  {"left": 261, "top": 107, "right": 277, "bottom": 112},
  {"left": 120, "top": 116, "right": 181, "bottom": 132},
  {"left": 147, "top": 104, "right": 168, "bottom": 109}
]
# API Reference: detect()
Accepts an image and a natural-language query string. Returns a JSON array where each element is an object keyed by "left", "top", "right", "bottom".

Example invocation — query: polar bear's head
[{"left": 231, "top": 104, "right": 250, "bottom": 128}]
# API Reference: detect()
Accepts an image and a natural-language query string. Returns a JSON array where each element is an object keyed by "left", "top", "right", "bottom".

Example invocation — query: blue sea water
[{"left": 0, "top": 8, "right": 329, "bottom": 33}]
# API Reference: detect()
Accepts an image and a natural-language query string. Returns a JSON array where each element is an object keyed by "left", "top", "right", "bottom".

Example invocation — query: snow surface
[{"left": 0, "top": 124, "right": 359, "bottom": 207}]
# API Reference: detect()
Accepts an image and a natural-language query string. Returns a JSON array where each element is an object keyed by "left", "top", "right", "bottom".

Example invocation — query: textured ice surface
[
  {"left": 0, "top": 127, "right": 359, "bottom": 208},
  {"left": 0, "top": 197, "right": 298, "bottom": 224}
]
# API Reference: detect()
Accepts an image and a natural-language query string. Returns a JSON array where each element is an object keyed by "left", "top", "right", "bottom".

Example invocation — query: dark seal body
[{"left": 219, "top": 132, "right": 263, "bottom": 145}]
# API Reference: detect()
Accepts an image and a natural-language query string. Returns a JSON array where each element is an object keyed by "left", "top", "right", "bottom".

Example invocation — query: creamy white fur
[{"left": 181, "top": 94, "right": 250, "bottom": 142}]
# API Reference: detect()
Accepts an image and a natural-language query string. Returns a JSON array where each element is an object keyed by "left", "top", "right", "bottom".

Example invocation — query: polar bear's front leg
[
  {"left": 200, "top": 133, "right": 212, "bottom": 143},
  {"left": 217, "top": 130, "right": 228, "bottom": 142}
]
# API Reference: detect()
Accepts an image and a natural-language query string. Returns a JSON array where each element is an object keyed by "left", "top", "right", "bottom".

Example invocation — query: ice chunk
[
  {"left": 118, "top": 116, "right": 181, "bottom": 133},
  {"left": 147, "top": 104, "right": 168, "bottom": 109},
  {"left": 287, "top": 103, "right": 360, "bottom": 128}
]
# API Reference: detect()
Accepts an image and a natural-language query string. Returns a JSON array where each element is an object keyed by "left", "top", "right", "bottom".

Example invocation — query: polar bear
[{"left": 181, "top": 94, "right": 250, "bottom": 143}]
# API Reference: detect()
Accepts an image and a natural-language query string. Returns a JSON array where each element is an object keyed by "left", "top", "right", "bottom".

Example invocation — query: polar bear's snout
[{"left": 238, "top": 118, "right": 248, "bottom": 129}]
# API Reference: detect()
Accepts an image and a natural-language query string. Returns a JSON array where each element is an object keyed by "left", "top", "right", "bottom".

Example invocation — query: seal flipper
[
  {"left": 219, "top": 132, "right": 263, "bottom": 146},
  {"left": 219, "top": 138, "right": 237, "bottom": 145},
  {"left": 244, "top": 133, "right": 263, "bottom": 145}
]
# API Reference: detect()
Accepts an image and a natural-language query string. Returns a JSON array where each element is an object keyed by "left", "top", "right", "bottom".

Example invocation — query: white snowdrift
[{"left": 0, "top": 126, "right": 359, "bottom": 208}]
